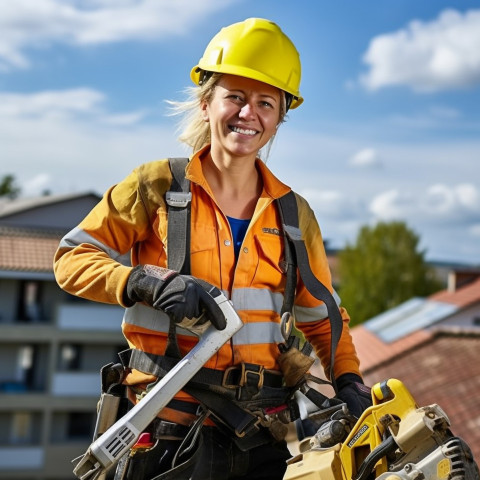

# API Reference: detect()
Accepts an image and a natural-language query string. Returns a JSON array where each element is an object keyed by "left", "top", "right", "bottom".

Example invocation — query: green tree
[
  {"left": 0, "top": 174, "right": 21, "bottom": 199},
  {"left": 337, "top": 221, "right": 442, "bottom": 326}
]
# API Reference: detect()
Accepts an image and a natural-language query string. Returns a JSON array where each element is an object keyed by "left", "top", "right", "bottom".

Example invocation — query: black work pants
[{"left": 116, "top": 426, "right": 292, "bottom": 480}]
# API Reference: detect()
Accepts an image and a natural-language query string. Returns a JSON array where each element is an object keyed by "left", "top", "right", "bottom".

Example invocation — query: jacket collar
[{"left": 185, "top": 145, "right": 291, "bottom": 201}]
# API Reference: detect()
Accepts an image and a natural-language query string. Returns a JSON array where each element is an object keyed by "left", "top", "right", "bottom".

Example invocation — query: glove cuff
[
  {"left": 124, "top": 265, "right": 178, "bottom": 306},
  {"left": 337, "top": 373, "right": 371, "bottom": 398},
  {"left": 336, "top": 373, "right": 364, "bottom": 390},
  {"left": 141, "top": 265, "right": 178, "bottom": 282}
]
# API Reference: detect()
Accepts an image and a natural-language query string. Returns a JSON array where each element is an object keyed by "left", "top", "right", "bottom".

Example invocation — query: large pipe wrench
[{"left": 72, "top": 287, "right": 243, "bottom": 480}]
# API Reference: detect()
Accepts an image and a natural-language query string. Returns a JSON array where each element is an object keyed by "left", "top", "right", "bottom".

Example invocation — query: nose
[{"left": 239, "top": 102, "right": 256, "bottom": 120}]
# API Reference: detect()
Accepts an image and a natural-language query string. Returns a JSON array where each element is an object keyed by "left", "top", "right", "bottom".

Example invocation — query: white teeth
[{"left": 231, "top": 126, "right": 256, "bottom": 135}]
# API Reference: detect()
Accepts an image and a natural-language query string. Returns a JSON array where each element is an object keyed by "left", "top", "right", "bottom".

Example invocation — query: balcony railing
[{"left": 56, "top": 303, "right": 124, "bottom": 331}]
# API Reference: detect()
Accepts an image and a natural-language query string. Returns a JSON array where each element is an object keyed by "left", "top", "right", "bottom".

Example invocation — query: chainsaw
[{"left": 284, "top": 377, "right": 479, "bottom": 480}]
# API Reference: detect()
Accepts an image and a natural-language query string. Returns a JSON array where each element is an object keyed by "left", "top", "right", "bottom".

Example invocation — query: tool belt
[{"left": 116, "top": 348, "right": 297, "bottom": 450}]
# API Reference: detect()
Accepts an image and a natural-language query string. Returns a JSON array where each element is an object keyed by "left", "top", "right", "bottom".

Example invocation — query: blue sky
[{"left": 1, "top": 0, "right": 479, "bottom": 265}]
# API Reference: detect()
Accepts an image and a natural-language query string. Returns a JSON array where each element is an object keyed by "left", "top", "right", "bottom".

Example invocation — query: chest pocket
[
  {"left": 190, "top": 222, "right": 216, "bottom": 267},
  {"left": 252, "top": 232, "right": 286, "bottom": 289}
]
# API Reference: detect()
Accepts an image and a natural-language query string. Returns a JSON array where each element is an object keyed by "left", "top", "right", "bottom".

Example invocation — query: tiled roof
[
  {"left": 352, "top": 274, "right": 480, "bottom": 373},
  {"left": 430, "top": 277, "right": 480, "bottom": 308},
  {"left": 361, "top": 330, "right": 480, "bottom": 464},
  {"left": 350, "top": 276, "right": 480, "bottom": 463},
  {"left": 359, "top": 275, "right": 480, "bottom": 344},
  {"left": 0, "top": 191, "right": 99, "bottom": 219},
  {"left": 352, "top": 325, "right": 433, "bottom": 373},
  {"left": 0, "top": 226, "right": 62, "bottom": 272}
]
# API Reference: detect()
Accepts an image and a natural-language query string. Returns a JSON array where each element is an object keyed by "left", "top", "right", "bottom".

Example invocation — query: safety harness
[
  {"left": 108, "top": 157, "right": 345, "bottom": 450},
  {"left": 164, "top": 157, "right": 343, "bottom": 386}
]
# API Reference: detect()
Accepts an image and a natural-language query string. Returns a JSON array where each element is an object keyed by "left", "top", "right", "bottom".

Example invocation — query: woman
[{"left": 54, "top": 18, "right": 370, "bottom": 480}]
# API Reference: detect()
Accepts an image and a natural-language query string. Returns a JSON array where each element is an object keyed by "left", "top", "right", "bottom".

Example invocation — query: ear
[{"left": 200, "top": 101, "right": 209, "bottom": 122}]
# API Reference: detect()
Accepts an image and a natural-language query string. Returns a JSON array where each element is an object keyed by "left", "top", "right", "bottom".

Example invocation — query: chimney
[{"left": 447, "top": 269, "right": 480, "bottom": 292}]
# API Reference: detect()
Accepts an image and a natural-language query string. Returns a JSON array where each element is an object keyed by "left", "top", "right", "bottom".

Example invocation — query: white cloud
[
  {"left": 300, "top": 189, "right": 365, "bottom": 220},
  {"left": 360, "top": 8, "right": 480, "bottom": 92},
  {"left": 0, "top": 88, "right": 186, "bottom": 196},
  {"left": 23, "top": 174, "right": 52, "bottom": 196},
  {"left": 470, "top": 224, "right": 480, "bottom": 237},
  {"left": 349, "top": 148, "right": 382, "bottom": 168},
  {"left": 0, "top": 0, "right": 234, "bottom": 70},
  {"left": 369, "top": 189, "right": 414, "bottom": 219},
  {"left": 0, "top": 89, "right": 105, "bottom": 117},
  {"left": 370, "top": 183, "right": 480, "bottom": 224},
  {"left": 422, "top": 183, "right": 480, "bottom": 217},
  {"left": 101, "top": 110, "right": 149, "bottom": 126},
  {"left": 0, "top": 88, "right": 149, "bottom": 125}
]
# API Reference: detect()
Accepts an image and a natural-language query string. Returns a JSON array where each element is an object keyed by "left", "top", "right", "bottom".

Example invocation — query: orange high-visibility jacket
[{"left": 54, "top": 146, "right": 361, "bottom": 395}]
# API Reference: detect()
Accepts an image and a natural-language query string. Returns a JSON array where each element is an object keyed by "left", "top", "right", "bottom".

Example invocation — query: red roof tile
[
  {"left": 352, "top": 325, "right": 433, "bottom": 372},
  {"left": 361, "top": 332, "right": 480, "bottom": 464},
  {"left": 0, "top": 227, "right": 61, "bottom": 272},
  {"left": 430, "top": 277, "right": 480, "bottom": 308},
  {"left": 352, "top": 275, "right": 480, "bottom": 373}
]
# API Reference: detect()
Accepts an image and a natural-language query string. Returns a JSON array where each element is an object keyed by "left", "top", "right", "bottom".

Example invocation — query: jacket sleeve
[
  {"left": 292, "top": 193, "right": 362, "bottom": 380},
  {"left": 53, "top": 160, "right": 171, "bottom": 306}
]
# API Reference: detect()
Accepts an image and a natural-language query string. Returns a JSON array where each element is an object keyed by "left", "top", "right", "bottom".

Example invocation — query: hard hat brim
[{"left": 190, "top": 65, "right": 303, "bottom": 109}]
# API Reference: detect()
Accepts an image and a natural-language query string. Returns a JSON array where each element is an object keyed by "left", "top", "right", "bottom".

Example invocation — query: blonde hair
[{"left": 167, "top": 73, "right": 288, "bottom": 158}]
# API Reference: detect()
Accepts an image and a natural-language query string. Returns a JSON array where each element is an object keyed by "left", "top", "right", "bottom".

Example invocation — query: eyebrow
[{"left": 227, "top": 88, "right": 279, "bottom": 103}]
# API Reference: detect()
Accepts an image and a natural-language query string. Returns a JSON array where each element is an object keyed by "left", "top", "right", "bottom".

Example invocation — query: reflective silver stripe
[
  {"left": 294, "top": 290, "right": 342, "bottom": 323},
  {"left": 123, "top": 304, "right": 284, "bottom": 345},
  {"left": 124, "top": 287, "right": 341, "bottom": 339},
  {"left": 232, "top": 322, "right": 284, "bottom": 345},
  {"left": 230, "top": 288, "right": 283, "bottom": 313},
  {"left": 123, "top": 303, "right": 197, "bottom": 337},
  {"left": 59, "top": 226, "right": 130, "bottom": 265},
  {"left": 333, "top": 289, "right": 341, "bottom": 305},
  {"left": 294, "top": 304, "right": 328, "bottom": 322}
]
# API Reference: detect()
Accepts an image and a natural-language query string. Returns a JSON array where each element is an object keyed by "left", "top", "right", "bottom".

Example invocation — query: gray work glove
[
  {"left": 335, "top": 373, "right": 372, "bottom": 418},
  {"left": 124, "top": 265, "right": 226, "bottom": 330}
]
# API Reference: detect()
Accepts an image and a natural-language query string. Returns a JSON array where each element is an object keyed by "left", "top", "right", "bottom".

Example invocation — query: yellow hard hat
[{"left": 191, "top": 18, "right": 303, "bottom": 109}]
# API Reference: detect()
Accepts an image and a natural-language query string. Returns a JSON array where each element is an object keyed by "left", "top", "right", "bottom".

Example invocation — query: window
[
  {"left": 58, "top": 344, "right": 82, "bottom": 371},
  {"left": 10, "top": 412, "right": 33, "bottom": 445},
  {"left": 16, "top": 280, "right": 44, "bottom": 322},
  {"left": 67, "top": 412, "right": 95, "bottom": 440},
  {"left": 16, "top": 345, "right": 34, "bottom": 388}
]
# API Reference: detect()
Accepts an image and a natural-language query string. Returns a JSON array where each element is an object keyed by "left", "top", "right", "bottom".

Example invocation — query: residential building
[{"left": 0, "top": 193, "right": 126, "bottom": 480}]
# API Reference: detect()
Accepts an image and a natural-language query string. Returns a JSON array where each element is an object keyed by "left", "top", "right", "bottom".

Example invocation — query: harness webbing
[
  {"left": 276, "top": 192, "right": 342, "bottom": 392},
  {"left": 165, "top": 158, "right": 343, "bottom": 392},
  {"left": 166, "top": 157, "right": 191, "bottom": 274}
]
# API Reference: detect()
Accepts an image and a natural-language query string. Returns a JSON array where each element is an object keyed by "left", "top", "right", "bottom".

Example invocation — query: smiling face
[{"left": 201, "top": 74, "right": 282, "bottom": 160}]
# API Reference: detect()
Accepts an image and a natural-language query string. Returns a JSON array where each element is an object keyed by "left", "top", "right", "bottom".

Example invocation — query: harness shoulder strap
[
  {"left": 276, "top": 191, "right": 343, "bottom": 393},
  {"left": 166, "top": 157, "right": 191, "bottom": 274}
]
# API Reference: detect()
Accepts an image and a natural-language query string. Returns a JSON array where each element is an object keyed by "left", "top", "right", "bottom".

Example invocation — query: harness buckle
[
  {"left": 235, "top": 416, "right": 262, "bottom": 438},
  {"left": 240, "top": 363, "right": 265, "bottom": 390},
  {"left": 221, "top": 363, "right": 265, "bottom": 391},
  {"left": 166, "top": 191, "right": 192, "bottom": 208},
  {"left": 222, "top": 366, "right": 240, "bottom": 389}
]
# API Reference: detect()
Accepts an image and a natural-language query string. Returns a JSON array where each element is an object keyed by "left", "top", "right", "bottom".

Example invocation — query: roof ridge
[
  {"left": 0, "top": 225, "right": 66, "bottom": 238},
  {"left": 0, "top": 191, "right": 100, "bottom": 218}
]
